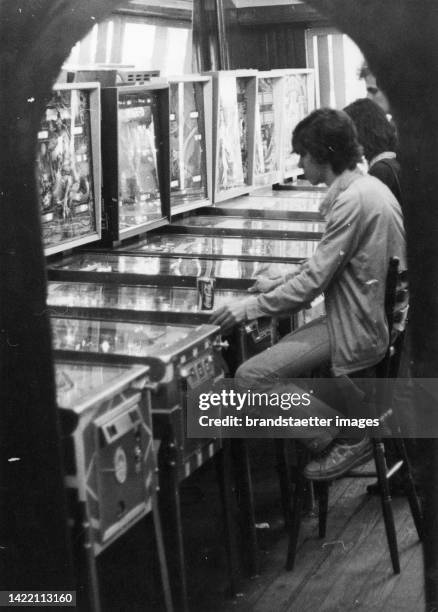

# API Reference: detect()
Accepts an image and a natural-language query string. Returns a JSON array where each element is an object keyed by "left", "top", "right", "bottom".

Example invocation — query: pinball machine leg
[
  {"left": 231, "top": 438, "right": 259, "bottom": 577},
  {"left": 74, "top": 504, "right": 101, "bottom": 612},
  {"left": 215, "top": 441, "right": 241, "bottom": 597},
  {"left": 274, "top": 439, "right": 293, "bottom": 529},
  {"left": 158, "top": 438, "right": 189, "bottom": 612},
  {"left": 151, "top": 494, "right": 174, "bottom": 612}
]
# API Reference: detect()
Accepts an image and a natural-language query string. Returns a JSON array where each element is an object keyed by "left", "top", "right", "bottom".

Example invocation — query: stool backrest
[{"left": 376, "top": 257, "right": 408, "bottom": 379}]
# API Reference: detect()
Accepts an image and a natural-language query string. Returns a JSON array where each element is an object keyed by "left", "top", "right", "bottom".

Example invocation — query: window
[
  {"left": 306, "top": 27, "right": 366, "bottom": 109},
  {"left": 64, "top": 16, "right": 192, "bottom": 76}
]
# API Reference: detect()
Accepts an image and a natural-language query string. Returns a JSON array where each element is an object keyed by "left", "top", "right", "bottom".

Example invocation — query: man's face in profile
[{"left": 365, "top": 74, "right": 391, "bottom": 114}]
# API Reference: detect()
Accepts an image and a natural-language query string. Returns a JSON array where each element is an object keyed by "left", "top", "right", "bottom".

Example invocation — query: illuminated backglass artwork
[
  {"left": 283, "top": 73, "right": 314, "bottom": 176},
  {"left": 117, "top": 90, "right": 162, "bottom": 230},
  {"left": 255, "top": 78, "right": 278, "bottom": 178},
  {"left": 217, "top": 75, "right": 246, "bottom": 193},
  {"left": 36, "top": 87, "right": 98, "bottom": 253},
  {"left": 169, "top": 81, "right": 208, "bottom": 208}
]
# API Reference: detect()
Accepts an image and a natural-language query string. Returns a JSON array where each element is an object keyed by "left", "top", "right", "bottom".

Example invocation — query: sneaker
[{"left": 304, "top": 438, "right": 373, "bottom": 481}]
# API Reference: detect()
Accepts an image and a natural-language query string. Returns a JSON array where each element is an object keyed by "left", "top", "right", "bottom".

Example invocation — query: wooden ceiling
[{"left": 114, "top": 0, "right": 325, "bottom": 26}]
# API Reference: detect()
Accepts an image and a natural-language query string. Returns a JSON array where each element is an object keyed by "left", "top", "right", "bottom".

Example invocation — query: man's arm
[
  {"left": 245, "top": 195, "right": 363, "bottom": 319},
  {"left": 248, "top": 263, "right": 302, "bottom": 294},
  {"left": 210, "top": 193, "right": 363, "bottom": 332}
]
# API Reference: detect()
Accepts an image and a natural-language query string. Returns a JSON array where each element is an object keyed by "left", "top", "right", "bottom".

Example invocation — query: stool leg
[
  {"left": 286, "top": 450, "right": 307, "bottom": 571},
  {"left": 274, "top": 439, "right": 293, "bottom": 529},
  {"left": 393, "top": 437, "right": 424, "bottom": 540},
  {"left": 315, "top": 481, "right": 329, "bottom": 539},
  {"left": 373, "top": 439, "right": 400, "bottom": 574},
  {"left": 215, "top": 443, "right": 241, "bottom": 596}
]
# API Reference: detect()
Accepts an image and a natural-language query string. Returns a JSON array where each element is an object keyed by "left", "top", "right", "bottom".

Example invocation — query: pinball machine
[
  {"left": 52, "top": 316, "right": 235, "bottom": 610},
  {"left": 55, "top": 358, "right": 171, "bottom": 610},
  {"left": 52, "top": 315, "right": 223, "bottom": 469}
]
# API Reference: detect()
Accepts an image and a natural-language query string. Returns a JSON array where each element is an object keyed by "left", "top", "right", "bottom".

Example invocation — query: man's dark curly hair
[
  {"left": 292, "top": 108, "right": 362, "bottom": 175},
  {"left": 343, "top": 98, "right": 397, "bottom": 162}
]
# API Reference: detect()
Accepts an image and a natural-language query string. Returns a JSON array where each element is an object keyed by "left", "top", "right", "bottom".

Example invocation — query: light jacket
[{"left": 244, "top": 168, "right": 406, "bottom": 375}]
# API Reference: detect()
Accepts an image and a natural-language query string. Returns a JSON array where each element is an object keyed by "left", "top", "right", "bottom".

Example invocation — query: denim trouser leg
[
  {"left": 236, "top": 316, "right": 331, "bottom": 389},
  {"left": 235, "top": 316, "right": 340, "bottom": 447}
]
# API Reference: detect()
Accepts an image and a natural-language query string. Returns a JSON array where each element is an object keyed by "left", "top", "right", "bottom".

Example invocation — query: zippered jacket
[{"left": 244, "top": 168, "right": 406, "bottom": 375}]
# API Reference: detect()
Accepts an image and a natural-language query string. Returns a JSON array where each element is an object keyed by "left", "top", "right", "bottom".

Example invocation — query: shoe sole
[{"left": 304, "top": 447, "right": 374, "bottom": 481}]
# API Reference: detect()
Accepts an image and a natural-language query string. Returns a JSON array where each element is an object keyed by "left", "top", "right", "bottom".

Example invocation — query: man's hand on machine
[{"left": 209, "top": 300, "right": 248, "bottom": 334}]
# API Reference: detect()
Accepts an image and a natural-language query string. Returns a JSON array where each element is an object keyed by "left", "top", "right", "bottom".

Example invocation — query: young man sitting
[{"left": 210, "top": 108, "right": 406, "bottom": 480}]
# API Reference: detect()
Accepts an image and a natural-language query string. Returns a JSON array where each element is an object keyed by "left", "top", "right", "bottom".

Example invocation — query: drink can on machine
[{"left": 197, "top": 277, "right": 215, "bottom": 310}]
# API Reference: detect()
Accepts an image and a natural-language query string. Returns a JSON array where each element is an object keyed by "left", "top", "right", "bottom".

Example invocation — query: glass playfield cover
[{"left": 52, "top": 317, "right": 192, "bottom": 357}]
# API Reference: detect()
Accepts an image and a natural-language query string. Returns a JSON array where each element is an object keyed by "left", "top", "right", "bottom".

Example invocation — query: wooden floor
[
  {"left": 98, "top": 441, "right": 424, "bottom": 611},
  {"left": 216, "top": 474, "right": 424, "bottom": 612}
]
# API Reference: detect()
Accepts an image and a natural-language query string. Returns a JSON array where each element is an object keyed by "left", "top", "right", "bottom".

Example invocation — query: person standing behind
[
  {"left": 359, "top": 62, "right": 391, "bottom": 115},
  {"left": 344, "top": 98, "right": 402, "bottom": 206}
]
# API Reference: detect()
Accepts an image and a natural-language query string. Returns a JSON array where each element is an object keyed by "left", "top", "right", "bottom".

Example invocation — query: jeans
[{"left": 235, "top": 316, "right": 342, "bottom": 448}]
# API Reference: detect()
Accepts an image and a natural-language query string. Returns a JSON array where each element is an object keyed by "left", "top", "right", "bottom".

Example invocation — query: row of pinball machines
[
  {"left": 39, "top": 65, "right": 327, "bottom": 612},
  {"left": 40, "top": 66, "right": 315, "bottom": 255}
]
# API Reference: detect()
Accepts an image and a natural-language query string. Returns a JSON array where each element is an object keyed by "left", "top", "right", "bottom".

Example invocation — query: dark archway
[
  {"left": 303, "top": 6, "right": 438, "bottom": 609},
  {"left": 3, "top": 0, "right": 438, "bottom": 607},
  {"left": 0, "top": 0, "right": 123, "bottom": 589}
]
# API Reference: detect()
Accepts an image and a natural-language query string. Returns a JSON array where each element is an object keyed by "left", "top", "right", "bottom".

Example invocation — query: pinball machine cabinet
[
  {"left": 56, "top": 359, "right": 157, "bottom": 609},
  {"left": 53, "top": 317, "right": 223, "bottom": 474}
]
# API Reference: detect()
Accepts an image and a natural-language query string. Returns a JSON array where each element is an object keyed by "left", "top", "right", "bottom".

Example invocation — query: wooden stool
[{"left": 286, "top": 258, "right": 423, "bottom": 573}]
